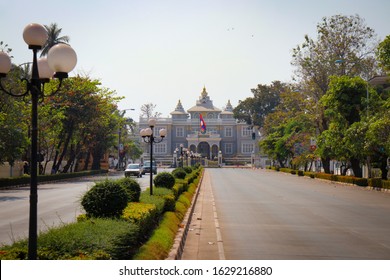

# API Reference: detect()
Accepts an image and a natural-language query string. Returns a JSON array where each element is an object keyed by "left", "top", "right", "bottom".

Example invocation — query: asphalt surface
[
  {"left": 181, "top": 168, "right": 390, "bottom": 260},
  {"left": 0, "top": 168, "right": 171, "bottom": 246}
]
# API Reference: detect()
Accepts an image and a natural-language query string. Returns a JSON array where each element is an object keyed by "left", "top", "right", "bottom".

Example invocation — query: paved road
[
  {"left": 0, "top": 169, "right": 164, "bottom": 246},
  {"left": 182, "top": 168, "right": 390, "bottom": 260}
]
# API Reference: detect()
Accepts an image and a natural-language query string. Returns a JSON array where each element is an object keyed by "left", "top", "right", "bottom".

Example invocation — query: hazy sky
[{"left": 1, "top": 0, "right": 389, "bottom": 120}]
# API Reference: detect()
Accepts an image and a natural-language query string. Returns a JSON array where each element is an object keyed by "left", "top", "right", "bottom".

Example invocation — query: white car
[{"left": 125, "top": 163, "right": 143, "bottom": 178}]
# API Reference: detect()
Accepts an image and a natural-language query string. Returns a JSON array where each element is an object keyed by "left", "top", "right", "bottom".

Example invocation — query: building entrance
[{"left": 197, "top": 142, "right": 210, "bottom": 158}]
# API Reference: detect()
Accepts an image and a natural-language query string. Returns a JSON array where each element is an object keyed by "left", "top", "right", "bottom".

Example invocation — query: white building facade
[{"left": 139, "top": 87, "right": 261, "bottom": 165}]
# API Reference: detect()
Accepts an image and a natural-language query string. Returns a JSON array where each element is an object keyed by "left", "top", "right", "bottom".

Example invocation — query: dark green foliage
[
  {"left": 183, "top": 166, "right": 192, "bottom": 174},
  {"left": 81, "top": 180, "right": 129, "bottom": 218},
  {"left": 172, "top": 168, "right": 187, "bottom": 179},
  {"left": 117, "top": 177, "right": 141, "bottom": 202},
  {"left": 0, "top": 170, "right": 108, "bottom": 189},
  {"left": 153, "top": 172, "right": 175, "bottom": 189}
]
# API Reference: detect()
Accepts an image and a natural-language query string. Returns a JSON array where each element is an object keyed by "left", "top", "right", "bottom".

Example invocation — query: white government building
[{"left": 138, "top": 87, "right": 264, "bottom": 166}]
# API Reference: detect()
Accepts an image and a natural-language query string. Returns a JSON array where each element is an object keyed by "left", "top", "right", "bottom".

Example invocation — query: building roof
[
  {"left": 170, "top": 99, "right": 188, "bottom": 115},
  {"left": 187, "top": 86, "right": 221, "bottom": 113},
  {"left": 368, "top": 75, "right": 390, "bottom": 89},
  {"left": 221, "top": 99, "right": 234, "bottom": 115}
]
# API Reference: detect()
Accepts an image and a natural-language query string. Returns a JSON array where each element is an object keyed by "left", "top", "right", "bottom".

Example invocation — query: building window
[
  {"left": 241, "top": 143, "right": 254, "bottom": 154},
  {"left": 154, "top": 143, "right": 167, "bottom": 154},
  {"left": 242, "top": 126, "right": 252, "bottom": 137},
  {"left": 176, "top": 127, "right": 184, "bottom": 137},
  {"left": 225, "top": 143, "right": 233, "bottom": 154},
  {"left": 225, "top": 127, "right": 233, "bottom": 137}
]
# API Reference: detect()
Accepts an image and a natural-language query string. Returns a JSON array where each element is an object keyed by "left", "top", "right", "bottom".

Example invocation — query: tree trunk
[
  {"left": 53, "top": 122, "right": 74, "bottom": 173},
  {"left": 350, "top": 158, "right": 362, "bottom": 178},
  {"left": 83, "top": 151, "right": 91, "bottom": 170},
  {"left": 321, "top": 157, "right": 331, "bottom": 174},
  {"left": 51, "top": 138, "right": 63, "bottom": 174},
  {"left": 380, "top": 157, "right": 388, "bottom": 180},
  {"left": 62, "top": 144, "right": 76, "bottom": 173},
  {"left": 91, "top": 147, "right": 103, "bottom": 170}
]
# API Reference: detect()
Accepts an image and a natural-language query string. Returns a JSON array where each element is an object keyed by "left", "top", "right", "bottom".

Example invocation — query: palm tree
[{"left": 40, "top": 23, "right": 70, "bottom": 57}]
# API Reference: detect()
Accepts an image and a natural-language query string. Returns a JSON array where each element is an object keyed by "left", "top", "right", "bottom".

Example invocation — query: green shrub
[
  {"left": 279, "top": 168, "right": 293, "bottom": 173},
  {"left": 0, "top": 170, "right": 108, "bottom": 189},
  {"left": 172, "top": 168, "right": 187, "bottom": 179},
  {"left": 117, "top": 177, "right": 141, "bottom": 202},
  {"left": 368, "top": 178, "right": 382, "bottom": 188},
  {"left": 337, "top": 176, "right": 355, "bottom": 184},
  {"left": 140, "top": 192, "right": 166, "bottom": 215},
  {"left": 151, "top": 187, "right": 175, "bottom": 212},
  {"left": 183, "top": 166, "right": 193, "bottom": 174},
  {"left": 304, "top": 172, "right": 316, "bottom": 178},
  {"left": 122, "top": 203, "right": 158, "bottom": 240},
  {"left": 315, "top": 173, "right": 334, "bottom": 181},
  {"left": 353, "top": 177, "right": 368, "bottom": 187},
  {"left": 192, "top": 163, "right": 201, "bottom": 170},
  {"left": 134, "top": 212, "right": 179, "bottom": 260},
  {"left": 382, "top": 180, "right": 390, "bottom": 189},
  {"left": 153, "top": 172, "right": 175, "bottom": 189},
  {"left": 0, "top": 219, "right": 139, "bottom": 260},
  {"left": 297, "top": 170, "right": 304, "bottom": 176},
  {"left": 81, "top": 180, "right": 129, "bottom": 218}
]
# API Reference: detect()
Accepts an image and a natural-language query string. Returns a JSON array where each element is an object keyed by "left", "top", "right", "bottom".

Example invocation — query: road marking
[{"left": 209, "top": 176, "right": 226, "bottom": 260}]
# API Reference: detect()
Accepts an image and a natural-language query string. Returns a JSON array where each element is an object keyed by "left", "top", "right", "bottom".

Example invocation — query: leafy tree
[
  {"left": 42, "top": 76, "right": 121, "bottom": 172},
  {"left": 0, "top": 53, "right": 30, "bottom": 166},
  {"left": 291, "top": 14, "right": 379, "bottom": 173},
  {"left": 319, "top": 76, "right": 374, "bottom": 177},
  {"left": 261, "top": 114, "right": 314, "bottom": 168},
  {"left": 40, "top": 23, "right": 70, "bottom": 57},
  {"left": 233, "top": 81, "right": 285, "bottom": 127},
  {"left": 377, "top": 35, "right": 390, "bottom": 74}
]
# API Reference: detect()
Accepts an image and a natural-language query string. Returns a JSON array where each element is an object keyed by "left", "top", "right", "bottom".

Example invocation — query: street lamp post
[
  {"left": 0, "top": 23, "right": 77, "bottom": 259},
  {"left": 140, "top": 118, "right": 166, "bottom": 195}
]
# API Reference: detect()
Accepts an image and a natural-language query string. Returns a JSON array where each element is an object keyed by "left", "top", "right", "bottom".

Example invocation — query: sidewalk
[{"left": 179, "top": 169, "right": 225, "bottom": 260}]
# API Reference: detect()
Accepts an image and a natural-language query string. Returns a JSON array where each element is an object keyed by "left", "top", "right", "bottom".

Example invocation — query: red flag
[{"left": 200, "top": 114, "right": 206, "bottom": 134}]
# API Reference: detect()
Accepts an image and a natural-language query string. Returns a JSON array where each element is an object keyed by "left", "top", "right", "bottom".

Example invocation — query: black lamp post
[
  {"left": 140, "top": 118, "right": 166, "bottom": 195},
  {"left": 0, "top": 23, "right": 77, "bottom": 260}
]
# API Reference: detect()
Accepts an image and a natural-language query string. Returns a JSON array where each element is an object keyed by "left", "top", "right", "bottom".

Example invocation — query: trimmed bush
[
  {"left": 304, "top": 172, "right": 316, "bottom": 178},
  {"left": 297, "top": 170, "right": 304, "bottom": 176},
  {"left": 172, "top": 168, "right": 187, "bottom": 179},
  {"left": 81, "top": 180, "right": 129, "bottom": 218},
  {"left": 368, "top": 178, "right": 382, "bottom": 188},
  {"left": 122, "top": 203, "right": 158, "bottom": 240},
  {"left": 153, "top": 172, "right": 175, "bottom": 189},
  {"left": 134, "top": 212, "right": 180, "bottom": 260},
  {"left": 183, "top": 166, "right": 193, "bottom": 174},
  {"left": 117, "top": 177, "right": 141, "bottom": 202},
  {"left": 353, "top": 177, "right": 368, "bottom": 187},
  {"left": 0, "top": 170, "right": 108, "bottom": 189},
  {"left": 140, "top": 192, "right": 166, "bottom": 215},
  {"left": 382, "top": 180, "right": 390, "bottom": 189},
  {"left": 0, "top": 219, "right": 139, "bottom": 260},
  {"left": 152, "top": 187, "right": 176, "bottom": 212}
]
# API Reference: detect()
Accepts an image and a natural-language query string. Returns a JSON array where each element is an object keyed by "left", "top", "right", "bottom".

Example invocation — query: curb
[{"left": 166, "top": 169, "right": 205, "bottom": 260}]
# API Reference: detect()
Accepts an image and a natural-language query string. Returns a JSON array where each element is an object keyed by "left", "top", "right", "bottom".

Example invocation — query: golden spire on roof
[{"left": 201, "top": 85, "right": 208, "bottom": 98}]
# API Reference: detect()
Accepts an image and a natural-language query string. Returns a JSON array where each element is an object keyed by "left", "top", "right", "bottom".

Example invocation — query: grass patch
[{"left": 0, "top": 218, "right": 139, "bottom": 260}]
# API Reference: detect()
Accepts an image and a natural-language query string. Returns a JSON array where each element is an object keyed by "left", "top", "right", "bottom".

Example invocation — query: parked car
[
  {"left": 125, "top": 163, "right": 143, "bottom": 178},
  {"left": 142, "top": 161, "right": 157, "bottom": 175}
]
